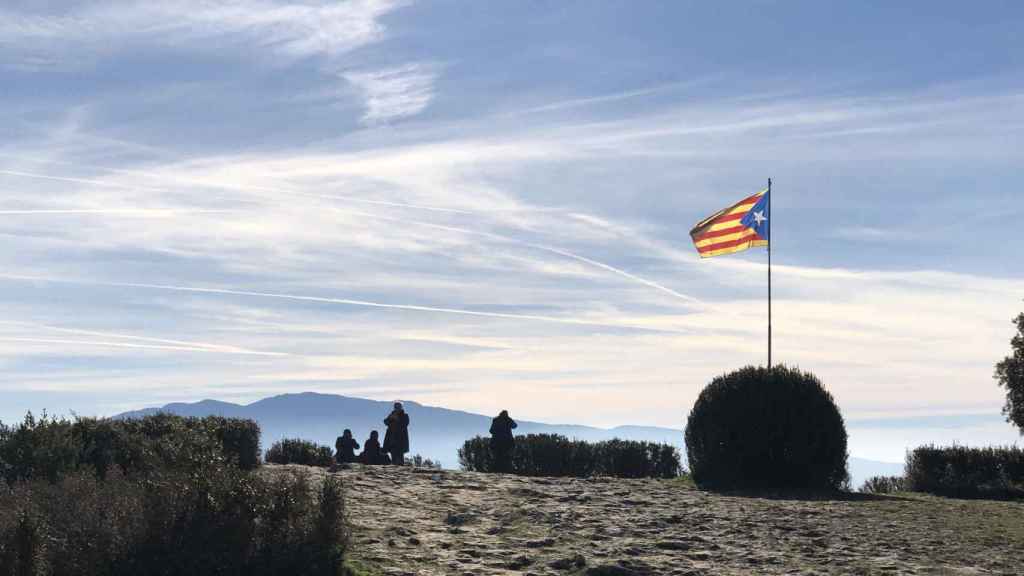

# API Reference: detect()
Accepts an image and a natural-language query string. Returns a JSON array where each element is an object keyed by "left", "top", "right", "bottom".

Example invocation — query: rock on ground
[{"left": 272, "top": 464, "right": 1024, "bottom": 576}]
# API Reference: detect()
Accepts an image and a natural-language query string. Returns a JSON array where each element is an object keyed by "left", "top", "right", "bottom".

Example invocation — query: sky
[{"left": 1, "top": 1, "right": 1022, "bottom": 463}]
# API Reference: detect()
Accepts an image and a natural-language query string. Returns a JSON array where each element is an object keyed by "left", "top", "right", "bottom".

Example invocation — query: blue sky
[{"left": 1, "top": 1, "right": 1022, "bottom": 462}]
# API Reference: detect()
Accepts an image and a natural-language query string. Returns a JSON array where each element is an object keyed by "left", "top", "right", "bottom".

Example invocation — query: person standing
[
  {"left": 335, "top": 429, "right": 360, "bottom": 464},
  {"left": 489, "top": 410, "right": 518, "bottom": 473},
  {"left": 383, "top": 402, "right": 410, "bottom": 465}
]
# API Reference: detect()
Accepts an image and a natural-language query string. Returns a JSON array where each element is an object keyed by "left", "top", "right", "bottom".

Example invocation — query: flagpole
[{"left": 767, "top": 177, "right": 772, "bottom": 372}]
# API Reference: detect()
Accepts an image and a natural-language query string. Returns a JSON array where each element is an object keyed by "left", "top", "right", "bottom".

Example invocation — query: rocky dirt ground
[{"left": 275, "top": 464, "right": 1024, "bottom": 576}]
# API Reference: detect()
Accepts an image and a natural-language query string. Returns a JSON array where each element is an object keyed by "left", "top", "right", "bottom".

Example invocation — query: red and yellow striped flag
[{"left": 689, "top": 189, "right": 770, "bottom": 258}]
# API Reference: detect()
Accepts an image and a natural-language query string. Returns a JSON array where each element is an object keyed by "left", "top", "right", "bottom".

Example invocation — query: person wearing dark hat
[
  {"left": 489, "top": 409, "right": 518, "bottom": 473},
  {"left": 335, "top": 429, "right": 360, "bottom": 464},
  {"left": 383, "top": 402, "right": 410, "bottom": 465},
  {"left": 360, "top": 430, "right": 383, "bottom": 464}
]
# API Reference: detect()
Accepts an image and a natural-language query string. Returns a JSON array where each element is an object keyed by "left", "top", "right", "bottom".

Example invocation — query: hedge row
[
  {"left": 0, "top": 412, "right": 260, "bottom": 484},
  {"left": 905, "top": 445, "right": 1024, "bottom": 499},
  {"left": 0, "top": 466, "right": 347, "bottom": 576},
  {"left": 265, "top": 439, "right": 335, "bottom": 467},
  {"left": 458, "top": 434, "right": 681, "bottom": 478}
]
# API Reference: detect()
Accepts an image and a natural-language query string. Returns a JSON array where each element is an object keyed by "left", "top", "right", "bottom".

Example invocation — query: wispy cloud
[
  {"left": 499, "top": 77, "right": 720, "bottom": 117},
  {"left": 0, "top": 209, "right": 233, "bottom": 216},
  {"left": 0, "top": 0, "right": 436, "bottom": 123},
  {"left": 0, "top": 274, "right": 696, "bottom": 334},
  {"left": 0, "top": 0, "right": 407, "bottom": 67},
  {"left": 343, "top": 63, "right": 439, "bottom": 124},
  {"left": 2, "top": 71, "right": 1022, "bottom": 468},
  {"left": 0, "top": 320, "right": 290, "bottom": 356},
  {"left": 0, "top": 336, "right": 283, "bottom": 355}
]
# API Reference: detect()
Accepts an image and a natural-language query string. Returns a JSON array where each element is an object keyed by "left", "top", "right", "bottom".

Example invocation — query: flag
[{"left": 689, "top": 189, "right": 770, "bottom": 258}]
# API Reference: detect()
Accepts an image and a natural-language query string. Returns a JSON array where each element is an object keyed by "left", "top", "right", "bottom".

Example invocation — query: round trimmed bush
[{"left": 684, "top": 365, "right": 848, "bottom": 491}]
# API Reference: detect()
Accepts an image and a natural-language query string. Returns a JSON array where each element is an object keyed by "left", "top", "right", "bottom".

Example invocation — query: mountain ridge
[{"left": 119, "top": 392, "right": 680, "bottom": 438}]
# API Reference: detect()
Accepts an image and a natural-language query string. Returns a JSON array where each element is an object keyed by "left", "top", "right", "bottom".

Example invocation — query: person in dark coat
[
  {"left": 382, "top": 401, "right": 410, "bottom": 465},
  {"left": 335, "top": 429, "right": 360, "bottom": 464},
  {"left": 360, "top": 430, "right": 383, "bottom": 464},
  {"left": 489, "top": 410, "right": 518, "bottom": 473}
]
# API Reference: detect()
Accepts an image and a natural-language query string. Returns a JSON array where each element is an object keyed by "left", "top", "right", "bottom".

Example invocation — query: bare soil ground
[{"left": 274, "top": 464, "right": 1024, "bottom": 576}]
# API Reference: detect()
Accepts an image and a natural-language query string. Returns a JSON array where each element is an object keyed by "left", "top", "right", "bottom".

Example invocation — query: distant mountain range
[{"left": 118, "top": 392, "right": 902, "bottom": 487}]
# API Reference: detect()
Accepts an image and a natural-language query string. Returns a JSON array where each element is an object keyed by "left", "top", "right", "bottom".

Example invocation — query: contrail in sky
[
  {"left": 0, "top": 167, "right": 479, "bottom": 214},
  {"left": 271, "top": 191, "right": 480, "bottom": 214},
  {"left": 0, "top": 274, "right": 692, "bottom": 334},
  {"left": 323, "top": 207, "right": 708, "bottom": 308},
  {"left": 0, "top": 337, "right": 273, "bottom": 354},
  {"left": 518, "top": 242, "right": 703, "bottom": 307},
  {"left": 0, "top": 161, "right": 557, "bottom": 215},
  {"left": 40, "top": 324, "right": 288, "bottom": 356},
  {"left": 0, "top": 321, "right": 291, "bottom": 356},
  {"left": 1, "top": 164, "right": 705, "bottom": 307},
  {"left": 0, "top": 169, "right": 168, "bottom": 192},
  {"left": 0, "top": 209, "right": 233, "bottom": 216}
]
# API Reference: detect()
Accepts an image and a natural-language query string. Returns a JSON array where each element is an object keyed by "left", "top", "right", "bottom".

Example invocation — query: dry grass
[{"left": 311, "top": 464, "right": 1023, "bottom": 576}]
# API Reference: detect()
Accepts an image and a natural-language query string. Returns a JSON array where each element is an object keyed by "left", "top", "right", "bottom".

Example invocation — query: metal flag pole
[{"left": 767, "top": 177, "right": 772, "bottom": 372}]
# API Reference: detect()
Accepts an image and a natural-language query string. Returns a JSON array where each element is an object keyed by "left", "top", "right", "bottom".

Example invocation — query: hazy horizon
[
  {"left": 2, "top": 1, "right": 1022, "bottom": 464},
  {"left": 7, "top": 389, "right": 1018, "bottom": 465}
]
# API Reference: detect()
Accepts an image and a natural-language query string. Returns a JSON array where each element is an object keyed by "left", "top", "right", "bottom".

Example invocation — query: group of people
[
  {"left": 335, "top": 402, "right": 411, "bottom": 465},
  {"left": 333, "top": 404, "right": 519, "bottom": 471}
]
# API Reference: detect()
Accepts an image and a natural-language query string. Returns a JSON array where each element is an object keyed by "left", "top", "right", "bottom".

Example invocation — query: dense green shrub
[
  {"left": 0, "top": 412, "right": 260, "bottom": 484},
  {"left": 458, "top": 437, "right": 492, "bottom": 473},
  {"left": 905, "top": 445, "right": 1024, "bottom": 499},
  {"left": 684, "top": 365, "right": 849, "bottom": 491},
  {"left": 0, "top": 413, "right": 82, "bottom": 484},
  {"left": 458, "top": 434, "right": 681, "bottom": 478},
  {"left": 110, "top": 413, "right": 261, "bottom": 471},
  {"left": 0, "top": 466, "right": 349, "bottom": 576},
  {"left": 859, "top": 475, "right": 906, "bottom": 494},
  {"left": 515, "top": 434, "right": 594, "bottom": 477},
  {"left": 202, "top": 416, "right": 262, "bottom": 470},
  {"left": 265, "top": 438, "right": 335, "bottom": 467},
  {"left": 0, "top": 412, "right": 351, "bottom": 575},
  {"left": 595, "top": 438, "right": 681, "bottom": 479}
]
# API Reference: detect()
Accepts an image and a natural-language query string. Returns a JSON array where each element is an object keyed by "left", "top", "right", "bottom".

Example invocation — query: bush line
[
  {"left": 458, "top": 433, "right": 681, "bottom": 478},
  {"left": 905, "top": 445, "right": 1024, "bottom": 500},
  {"left": 0, "top": 412, "right": 261, "bottom": 484}
]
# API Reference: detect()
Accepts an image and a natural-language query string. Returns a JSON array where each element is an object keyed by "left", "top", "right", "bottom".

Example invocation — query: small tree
[{"left": 996, "top": 312, "right": 1024, "bottom": 434}]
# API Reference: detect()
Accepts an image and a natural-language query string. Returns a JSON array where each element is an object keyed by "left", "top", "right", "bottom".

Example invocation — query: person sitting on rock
[
  {"left": 489, "top": 409, "right": 518, "bottom": 473},
  {"left": 335, "top": 429, "right": 360, "bottom": 464},
  {"left": 383, "top": 401, "right": 410, "bottom": 466},
  {"left": 360, "top": 430, "right": 383, "bottom": 464}
]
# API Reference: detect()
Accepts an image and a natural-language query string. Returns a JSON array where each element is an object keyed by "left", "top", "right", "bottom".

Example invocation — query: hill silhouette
[
  {"left": 118, "top": 392, "right": 680, "bottom": 465},
  {"left": 117, "top": 392, "right": 900, "bottom": 485}
]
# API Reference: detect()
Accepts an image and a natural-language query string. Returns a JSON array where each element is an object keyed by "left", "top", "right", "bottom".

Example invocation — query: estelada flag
[{"left": 690, "top": 189, "right": 770, "bottom": 258}]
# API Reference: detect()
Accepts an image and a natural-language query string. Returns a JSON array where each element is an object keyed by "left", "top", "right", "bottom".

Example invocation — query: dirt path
[{"left": 286, "top": 464, "right": 1024, "bottom": 575}]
